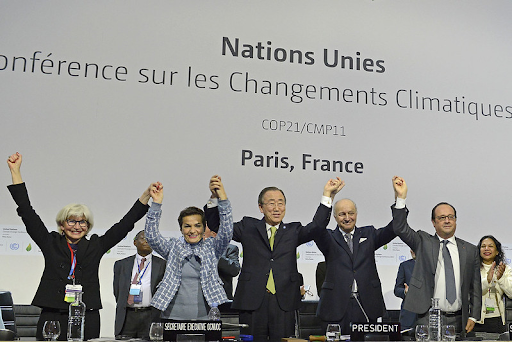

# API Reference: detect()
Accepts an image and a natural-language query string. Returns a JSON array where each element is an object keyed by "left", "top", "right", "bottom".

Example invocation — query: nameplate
[
  {"left": 162, "top": 319, "right": 222, "bottom": 342},
  {"left": 350, "top": 322, "right": 401, "bottom": 341}
]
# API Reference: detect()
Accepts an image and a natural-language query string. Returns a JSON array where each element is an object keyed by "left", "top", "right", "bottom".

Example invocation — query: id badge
[
  {"left": 133, "top": 290, "right": 143, "bottom": 304},
  {"left": 130, "top": 284, "right": 142, "bottom": 296},
  {"left": 485, "top": 297, "right": 495, "bottom": 314},
  {"left": 64, "top": 284, "right": 83, "bottom": 303}
]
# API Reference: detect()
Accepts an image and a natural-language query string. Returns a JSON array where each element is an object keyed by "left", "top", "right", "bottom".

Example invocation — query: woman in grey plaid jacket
[{"left": 144, "top": 175, "right": 233, "bottom": 319}]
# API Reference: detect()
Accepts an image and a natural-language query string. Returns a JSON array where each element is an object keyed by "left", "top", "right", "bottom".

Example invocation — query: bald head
[{"left": 334, "top": 199, "right": 358, "bottom": 233}]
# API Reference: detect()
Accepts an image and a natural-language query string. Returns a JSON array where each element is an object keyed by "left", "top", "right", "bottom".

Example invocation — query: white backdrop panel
[{"left": 1, "top": 1, "right": 511, "bottom": 337}]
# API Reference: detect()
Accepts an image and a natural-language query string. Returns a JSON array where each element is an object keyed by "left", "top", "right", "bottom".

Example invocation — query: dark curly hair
[
  {"left": 478, "top": 235, "right": 506, "bottom": 267},
  {"left": 178, "top": 206, "right": 205, "bottom": 230}
]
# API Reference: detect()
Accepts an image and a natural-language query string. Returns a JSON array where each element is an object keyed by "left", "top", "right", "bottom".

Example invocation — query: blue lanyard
[{"left": 135, "top": 258, "right": 150, "bottom": 284}]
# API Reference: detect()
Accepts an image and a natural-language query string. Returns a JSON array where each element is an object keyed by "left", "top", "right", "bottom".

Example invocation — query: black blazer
[
  {"left": 113, "top": 254, "right": 165, "bottom": 335},
  {"left": 313, "top": 221, "right": 396, "bottom": 322},
  {"left": 206, "top": 203, "right": 331, "bottom": 312},
  {"left": 8, "top": 182, "right": 149, "bottom": 311},
  {"left": 316, "top": 260, "right": 326, "bottom": 296}
]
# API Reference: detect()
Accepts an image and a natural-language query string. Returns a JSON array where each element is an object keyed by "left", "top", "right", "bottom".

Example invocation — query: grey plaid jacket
[{"left": 145, "top": 199, "right": 233, "bottom": 311}]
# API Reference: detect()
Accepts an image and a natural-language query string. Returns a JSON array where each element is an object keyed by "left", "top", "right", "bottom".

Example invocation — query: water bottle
[
  {"left": 429, "top": 298, "right": 441, "bottom": 341},
  {"left": 67, "top": 291, "right": 86, "bottom": 341},
  {"left": 208, "top": 302, "right": 221, "bottom": 321}
]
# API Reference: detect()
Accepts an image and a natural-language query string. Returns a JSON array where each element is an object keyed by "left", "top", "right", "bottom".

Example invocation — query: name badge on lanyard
[
  {"left": 130, "top": 284, "right": 143, "bottom": 303},
  {"left": 130, "top": 259, "right": 150, "bottom": 304},
  {"left": 65, "top": 242, "right": 81, "bottom": 302},
  {"left": 485, "top": 296, "right": 495, "bottom": 313},
  {"left": 65, "top": 284, "right": 83, "bottom": 303}
]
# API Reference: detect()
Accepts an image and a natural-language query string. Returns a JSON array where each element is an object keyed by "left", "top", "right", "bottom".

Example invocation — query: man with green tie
[{"left": 205, "top": 178, "right": 343, "bottom": 341}]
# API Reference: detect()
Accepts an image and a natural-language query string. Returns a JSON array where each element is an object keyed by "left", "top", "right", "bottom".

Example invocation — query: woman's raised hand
[
  {"left": 150, "top": 182, "right": 164, "bottom": 204},
  {"left": 7, "top": 152, "right": 23, "bottom": 184}
]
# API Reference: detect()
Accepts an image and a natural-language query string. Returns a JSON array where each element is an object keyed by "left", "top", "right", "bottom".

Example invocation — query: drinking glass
[
  {"left": 42, "top": 320, "right": 61, "bottom": 341},
  {"left": 326, "top": 323, "right": 341, "bottom": 342},
  {"left": 149, "top": 322, "right": 164, "bottom": 342},
  {"left": 442, "top": 325, "right": 456, "bottom": 342},
  {"left": 415, "top": 324, "right": 428, "bottom": 342}
]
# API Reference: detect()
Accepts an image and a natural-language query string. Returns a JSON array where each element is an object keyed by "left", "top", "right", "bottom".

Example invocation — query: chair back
[
  {"left": 501, "top": 295, "right": 512, "bottom": 340},
  {"left": 297, "top": 300, "right": 323, "bottom": 338},
  {"left": 0, "top": 291, "right": 16, "bottom": 335},
  {"left": 0, "top": 328, "right": 16, "bottom": 341},
  {"left": 14, "top": 305, "right": 42, "bottom": 338}
]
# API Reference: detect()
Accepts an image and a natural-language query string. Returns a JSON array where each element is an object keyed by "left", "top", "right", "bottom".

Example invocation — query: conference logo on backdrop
[{"left": 9, "top": 242, "right": 19, "bottom": 251}]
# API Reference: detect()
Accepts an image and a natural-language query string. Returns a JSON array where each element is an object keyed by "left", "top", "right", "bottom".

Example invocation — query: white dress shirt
[
  {"left": 434, "top": 235, "right": 462, "bottom": 312},
  {"left": 131, "top": 253, "right": 153, "bottom": 307}
]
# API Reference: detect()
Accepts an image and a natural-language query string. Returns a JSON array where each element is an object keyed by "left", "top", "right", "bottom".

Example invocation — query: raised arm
[
  {"left": 391, "top": 176, "right": 421, "bottom": 251},
  {"left": 204, "top": 175, "right": 228, "bottom": 240},
  {"left": 139, "top": 183, "right": 153, "bottom": 205},
  {"left": 144, "top": 182, "right": 172, "bottom": 258},
  {"left": 150, "top": 181, "right": 164, "bottom": 204},
  {"left": 6, "top": 152, "right": 52, "bottom": 245},
  {"left": 299, "top": 178, "right": 344, "bottom": 247},
  {"left": 393, "top": 176, "right": 408, "bottom": 200},
  {"left": 323, "top": 177, "right": 345, "bottom": 201},
  {"left": 7, "top": 152, "right": 23, "bottom": 184},
  {"left": 209, "top": 175, "right": 233, "bottom": 257},
  {"left": 209, "top": 175, "right": 227, "bottom": 201},
  {"left": 99, "top": 183, "right": 153, "bottom": 251}
]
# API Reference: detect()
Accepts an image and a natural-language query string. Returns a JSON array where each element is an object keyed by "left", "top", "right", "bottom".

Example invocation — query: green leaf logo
[{"left": 26, "top": 243, "right": 32, "bottom": 252}]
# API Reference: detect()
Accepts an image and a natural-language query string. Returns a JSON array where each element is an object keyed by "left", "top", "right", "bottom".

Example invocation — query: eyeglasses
[
  {"left": 262, "top": 202, "right": 285, "bottom": 209},
  {"left": 435, "top": 215, "right": 456, "bottom": 221},
  {"left": 66, "top": 219, "right": 88, "bottom": 227}
]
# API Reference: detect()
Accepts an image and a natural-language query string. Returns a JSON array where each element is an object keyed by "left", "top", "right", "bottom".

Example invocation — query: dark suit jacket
[
  {"left": 206, "top": 203, "right": 331, "bottom": 312},
  {"left": 113, "top": 254, "right": 165, "bottom": 335},
  {"left": 394, "top": 258, "right": 417, "bottom": 329},
  {"left": 391, "top": 205, "right": 482, "bottom": 335},
  {"left": 218, "top": 244, "right": 240, "bottom": 300},
  {"left": 313, "top": 222, "right": 396, "bottom": 322},
  {"left": 316, "top": 261, "right": 326, "bottom": 296}
]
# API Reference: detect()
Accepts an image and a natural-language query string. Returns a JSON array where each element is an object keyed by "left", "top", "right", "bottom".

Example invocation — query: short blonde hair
[{"left": 55, "top": 203, "right": 94, "bottom": 234}]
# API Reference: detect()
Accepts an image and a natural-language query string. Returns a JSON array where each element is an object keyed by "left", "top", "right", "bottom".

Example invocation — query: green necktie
[{"left": 266, "top": 226, "right": 277, "bottom": 294}]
